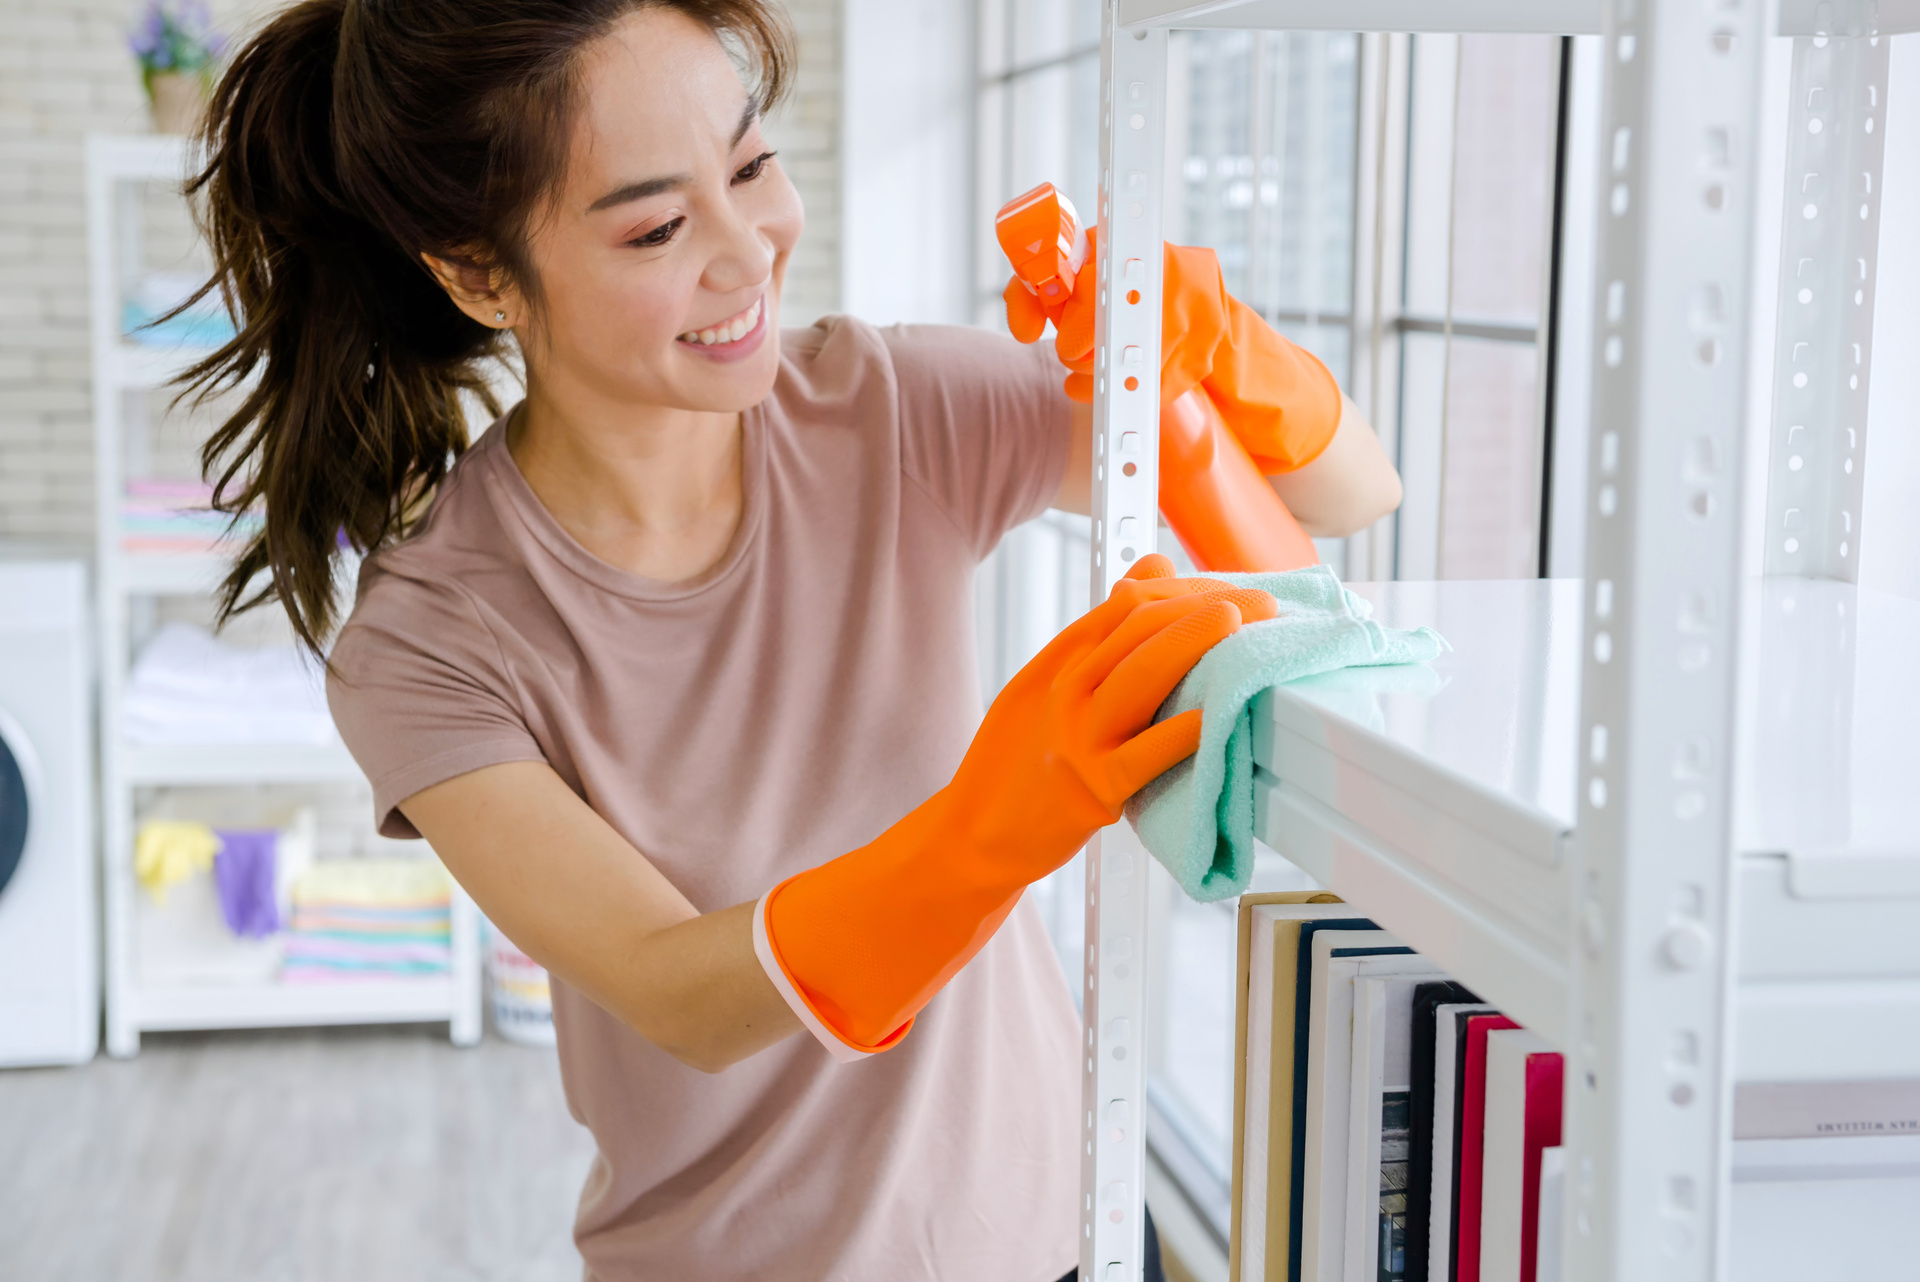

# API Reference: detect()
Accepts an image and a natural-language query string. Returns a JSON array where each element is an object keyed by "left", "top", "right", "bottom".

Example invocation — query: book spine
[{"left": 1517, "top": 1053, "right": 1565, "bottom": 1282}]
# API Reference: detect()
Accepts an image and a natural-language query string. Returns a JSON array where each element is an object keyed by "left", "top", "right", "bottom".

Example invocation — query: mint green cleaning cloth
[{"left": 1123, "top": 565, "right": 1445, "bottom": 902}]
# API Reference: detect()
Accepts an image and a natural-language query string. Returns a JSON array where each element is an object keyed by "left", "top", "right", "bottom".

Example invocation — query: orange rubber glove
[
  {"left": 756, "top": 555, "right": 1279, "bottom": 1059},
  {"left": 1013, "top": 228, "right": 1344, "bottom": 476}
]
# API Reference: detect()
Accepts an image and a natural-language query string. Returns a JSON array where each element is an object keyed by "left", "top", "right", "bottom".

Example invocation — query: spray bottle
[{"left": 997, "top": 183, "right": 1319, "bottom": 574}]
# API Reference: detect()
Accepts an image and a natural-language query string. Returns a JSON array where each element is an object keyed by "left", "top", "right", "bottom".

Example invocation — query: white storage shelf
[
  {"left": 87, "top": 133, "right": 483, "bottom": 1055},
  {"left": 122, "top": 891, "right": 481, "bottom": 1036},
  {"left": 1251, "top": 579, "right": 1920, "bottom": 1081},
  {"left": 121, "top": 741, "right": 367, "bottom": 787}
]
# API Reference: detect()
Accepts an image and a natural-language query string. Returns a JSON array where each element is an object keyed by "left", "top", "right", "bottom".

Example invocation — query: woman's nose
[{"left": 702, "top": 201, "right": 776, "bottom": 295}]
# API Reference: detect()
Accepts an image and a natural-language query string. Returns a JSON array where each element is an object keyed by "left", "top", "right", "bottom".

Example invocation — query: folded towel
[
  {"left": 1124, "top": 566, "right": 1445, "bottom": 902},
  {"left": 125, "top": 622, "right": 336, "bottom": 746},
  {"left": 292, "top": 858, "right": 452, "bottom": 906}
]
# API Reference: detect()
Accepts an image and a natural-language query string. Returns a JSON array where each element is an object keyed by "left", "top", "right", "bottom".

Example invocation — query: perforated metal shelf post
[{"left": 1082, "top": 5, "right": 1170, "bottom": 1279}]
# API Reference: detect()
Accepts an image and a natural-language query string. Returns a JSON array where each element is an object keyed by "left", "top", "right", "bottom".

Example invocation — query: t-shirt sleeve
[
  {"left": 327, "top": 570, "right": 546, "bottom": 839},
  {"left": 884, "top": 323, "right": 1073, "bottom": 559}
]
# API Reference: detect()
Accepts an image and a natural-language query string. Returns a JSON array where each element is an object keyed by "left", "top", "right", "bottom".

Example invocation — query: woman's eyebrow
[
  {"left": 589, "top": 173, "right": 687, "bottom": 211},
  {"left": 586, "top": 101, "right": 760, "bottom": 213}
]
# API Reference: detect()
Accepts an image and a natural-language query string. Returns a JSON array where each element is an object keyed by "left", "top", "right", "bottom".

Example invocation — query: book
[
  {"left": 1453, "top": 1013, "right": 1520, "bottom": 1282},
  {"left": 1404, "top": 982, "right": 1479, "bottom": 1282},
  {"left": 1427, "top": 1002, "right": 1496, "bottom": 1282},
  {"left": 1300, "top": 930, "right": 1439, "bottom": 1282},
  {"left": 1287, "top": 919, "right": 1388, "bottom": 1282},
  {"left": 1534, "top": 1146, "right": 1565, "bottom": 1282},
  {"left": 1231, "top": 892, "right": 1350, "bottom": 1282},
  {"left": 1478, "top": 1029, "right": 1562, "bottom": 1282},
  {"left": 1344, "top": 976, "right": 1432, "bottom": 1282},
  {"left": 1732, "top": 1080, "right": 1920, "bottom": 1140}
]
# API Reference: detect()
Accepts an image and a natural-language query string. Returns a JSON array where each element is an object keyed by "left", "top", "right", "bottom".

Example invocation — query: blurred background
[{"left": 2, "top": 2, "right": 1918, "bottom": 1280}]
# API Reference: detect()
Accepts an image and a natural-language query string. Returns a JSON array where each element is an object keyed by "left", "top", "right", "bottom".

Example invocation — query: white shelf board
[
  {"left": 120, "top": 740, "right": 363, "bottom": 786},
  {"left": 1119, "top": 0, "right": 1599, "bottom": 34},
  {"left": 125, "top": 976, "right": 459, "bottom": 1032},
  {"left": 1251, "top": 579, "right": 1580, "bottom": 1046},
  {"left": 1251, "top": 577, "right": 1920, "bottom": 1079},
  {"left": 1259, "top": 577, "right": 1920, "bottom": 875},
  {"left": 86, "top": 133, "right": 192, "bottom": 184}
]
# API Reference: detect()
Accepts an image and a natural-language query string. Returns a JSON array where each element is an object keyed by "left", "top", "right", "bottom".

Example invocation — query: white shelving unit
[
  {"left": 1083, "top": 2, "right": 1918, "bottom": 1279},
  {"left": 84, "top": 135, "right": 482, "bottom": 1058}
]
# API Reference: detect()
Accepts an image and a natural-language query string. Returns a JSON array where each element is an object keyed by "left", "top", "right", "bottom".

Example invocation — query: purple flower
[
  {"left": 128, "top": 8, "right": 165, "bottom": 60},
  {"left": 127, "top": 0, "right": 226, "bottom": 74}
]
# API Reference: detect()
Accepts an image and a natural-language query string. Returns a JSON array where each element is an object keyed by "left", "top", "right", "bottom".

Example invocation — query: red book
[
  {"left": 1454, "top": 1013, "right": 1519, "bottom": 1282},
  {"left": 1519, "top": 1047, "right": 1565, "bottom": 1282}
]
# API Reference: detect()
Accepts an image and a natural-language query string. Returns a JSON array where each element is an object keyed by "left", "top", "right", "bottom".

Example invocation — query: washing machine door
[{"left": 0, "top": 712, "right": 29, "bottom": 902}]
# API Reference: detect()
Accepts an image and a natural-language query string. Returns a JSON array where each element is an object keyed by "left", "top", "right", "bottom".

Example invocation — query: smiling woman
[{"left": 174, "top": 2, "right": 1270, "bottom": 1278}]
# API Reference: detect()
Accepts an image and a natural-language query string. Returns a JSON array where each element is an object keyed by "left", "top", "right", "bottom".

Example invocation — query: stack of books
[
  {"left": 1229, "top": 892, "right": 1565, "bottom": 1282},
  {"left": 1228, "top": 892, "right": 1920, "bottom": 1282}
]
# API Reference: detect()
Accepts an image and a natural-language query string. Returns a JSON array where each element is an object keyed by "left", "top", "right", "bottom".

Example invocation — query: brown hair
[{"left": 177, "top": 0, "right": 793, "bottom": 654}]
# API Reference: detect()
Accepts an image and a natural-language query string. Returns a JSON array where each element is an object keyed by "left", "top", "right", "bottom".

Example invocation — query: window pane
[
  {"left": 1399, "top": 333, "right": 1543, "bottom": 579},
  {"left": 1402, "top": 34, "right": 1557, "bottom": 327},
  {"left": 1009, "top": 0, "right": 1101, "bottom": 69},
  {"left": 1397, "top": 35, "right": 1561, "bottom": 580},
  {"left": 1439, "top": 338, "right": 1544, "bottom": 578},
  {"left": 1178, "top": 32, "right": 1359, "bottom": 385},
  {"left": 1181, "top": 31, "right": 1258, "bottom": 294},
  {"left": 1252, "top": 33, "right": 1359, "bottom": 326},
  {"left": 1449, "top": 35, "right": 1560, "bottom": 324}
]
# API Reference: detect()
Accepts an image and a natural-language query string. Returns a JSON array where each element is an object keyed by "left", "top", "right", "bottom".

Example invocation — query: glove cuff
[{"left": 753, "top": 881, "right": 912, "bottom": 1062}]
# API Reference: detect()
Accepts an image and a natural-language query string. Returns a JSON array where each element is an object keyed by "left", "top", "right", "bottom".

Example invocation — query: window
[
  {"left": 972, "top": 13, "right": 1578, "bottom": 1245},
  {"left": 1384, "top": 35, "right": 1569, "bottom": 582}
]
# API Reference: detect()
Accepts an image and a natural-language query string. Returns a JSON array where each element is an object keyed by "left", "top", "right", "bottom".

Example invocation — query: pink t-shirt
[{"left": 327, "top": 317, "right": 1081, "bottom": 1281}]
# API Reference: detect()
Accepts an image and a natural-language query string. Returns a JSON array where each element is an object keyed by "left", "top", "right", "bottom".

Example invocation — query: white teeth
[{"left": 679, "top": 299, "right": 761, "bottom": 346}]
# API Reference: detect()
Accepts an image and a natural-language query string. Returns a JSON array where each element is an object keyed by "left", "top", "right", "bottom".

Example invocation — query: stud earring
[{"left": 494, "top": 310, "right": 507, "bottom": 323}]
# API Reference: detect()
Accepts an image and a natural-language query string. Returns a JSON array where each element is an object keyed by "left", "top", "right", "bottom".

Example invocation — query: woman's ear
[{"left": 421, "top": 253, "right": 523, "bottom": 329}]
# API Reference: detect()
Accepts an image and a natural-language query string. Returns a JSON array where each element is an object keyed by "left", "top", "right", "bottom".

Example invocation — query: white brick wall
[
  {"left": 767, "top": 0, "right": 842, "bottom": 326},
  {"left": 0, "top": 0, "right": 841, "bottom": 544}
]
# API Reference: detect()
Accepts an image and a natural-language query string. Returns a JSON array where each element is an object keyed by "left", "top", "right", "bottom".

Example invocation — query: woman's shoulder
[
  {"left": 339, "top": 429, "right": 517, "bottom": 644},
  {"left": 773, "top": 314, "right": 1051, "bottom": 419}
]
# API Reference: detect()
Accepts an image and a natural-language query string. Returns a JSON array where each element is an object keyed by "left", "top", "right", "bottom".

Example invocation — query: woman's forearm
[
  {"left": 401, "top": 761, "right": 800, "bottom": 1072},
  {"left": 621, "top": 901, "right": 801, "bottom": 1070},
  {"left": 1266, "top": 393, "right": 1403, "bottom": 539}
]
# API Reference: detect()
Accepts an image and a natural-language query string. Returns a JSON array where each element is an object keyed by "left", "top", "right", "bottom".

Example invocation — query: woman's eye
[
  {"left": 630, "top": 216, "right": 684, "bottom": 249},
  {"left": 733, "top": 151, "right": 776, "bottom": 184}
]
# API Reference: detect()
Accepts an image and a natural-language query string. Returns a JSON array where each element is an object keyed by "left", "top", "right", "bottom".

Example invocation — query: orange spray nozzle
[{"left": 995, "top": 183, "right": 1088, "bottom": 306}]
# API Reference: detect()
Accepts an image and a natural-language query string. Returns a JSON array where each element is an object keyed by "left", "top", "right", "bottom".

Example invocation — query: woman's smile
[{"left": 676, "top": 294, "right": 766, "bottom": 361}]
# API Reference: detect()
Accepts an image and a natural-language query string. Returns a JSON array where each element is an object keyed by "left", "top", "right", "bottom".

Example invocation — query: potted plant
[{"left": 128, "top": 0, "right": 227, "bottom": 136}]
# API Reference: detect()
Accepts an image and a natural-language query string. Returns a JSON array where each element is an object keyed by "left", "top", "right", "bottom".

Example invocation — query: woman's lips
[{"left": 676, "top": 297, "right": 765, "bottom": 358}]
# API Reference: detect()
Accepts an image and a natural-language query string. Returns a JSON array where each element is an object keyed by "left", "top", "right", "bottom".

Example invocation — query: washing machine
[{"left": 0, "top": 558, "right": 97, "bottom": 1066}]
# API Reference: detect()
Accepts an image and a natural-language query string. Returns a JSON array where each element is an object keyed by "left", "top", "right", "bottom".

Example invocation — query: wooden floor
[{"left": 0, "top": 1024, "right": 595, "bottom": 1282}]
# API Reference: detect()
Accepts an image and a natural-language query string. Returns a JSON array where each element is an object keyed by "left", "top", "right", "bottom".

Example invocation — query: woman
[{"left": 186, "top": 2, "right": 1401, "bottom": 1277}]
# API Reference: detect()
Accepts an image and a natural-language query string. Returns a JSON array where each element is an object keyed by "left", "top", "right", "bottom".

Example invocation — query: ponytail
[{"left": 177, "top": 0, "right": 795, "bottom": 655}]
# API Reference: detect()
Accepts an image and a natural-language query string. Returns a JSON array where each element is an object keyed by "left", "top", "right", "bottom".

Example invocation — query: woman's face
[{"left": 518, "top": 8, "right": 804, "bottom": 414}]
